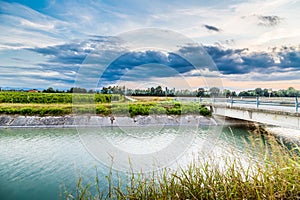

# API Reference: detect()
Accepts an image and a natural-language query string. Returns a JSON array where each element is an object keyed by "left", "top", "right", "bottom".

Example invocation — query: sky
[{"left": 0, "top": 0, "right": 299, "bottom": 91}]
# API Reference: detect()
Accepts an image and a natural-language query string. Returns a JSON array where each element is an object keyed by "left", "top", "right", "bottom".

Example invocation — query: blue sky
[{"left": 0, "top": 0, "right": 299, "bottom": 91}]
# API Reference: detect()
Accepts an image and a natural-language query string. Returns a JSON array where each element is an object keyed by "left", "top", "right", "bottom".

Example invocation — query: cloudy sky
[{"left": 0, "top": 0, "right": 299, "bottom": 91}]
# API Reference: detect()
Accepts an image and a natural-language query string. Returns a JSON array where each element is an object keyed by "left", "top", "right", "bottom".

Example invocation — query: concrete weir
[{"left": 211, "top": 105, "right": 300, "bottom": 129}]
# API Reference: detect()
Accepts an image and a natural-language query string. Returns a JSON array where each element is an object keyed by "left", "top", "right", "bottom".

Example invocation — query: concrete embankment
[{"left": 0, "top": 115, "right": 219, "bottom": 128}]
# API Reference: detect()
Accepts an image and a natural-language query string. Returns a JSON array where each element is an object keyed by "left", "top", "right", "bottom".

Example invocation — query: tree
[
  {"left": 197, "top": 88, "right": 205, "bottom": 97},
  {"left": 209, "top": 87, "right": 220, "bottom": 97},
  {"left": 101, "top": 87, "right": 108, "bottom": 94},
  {"left": 43, "top": 87, "right": 55, "bottom": 93},
  {"left": 263, "top": 89, "right": 269, "bottom": 97},
  {"left": 287, "top": 87, "right": 297, "bottom": 97},
  {"left": 88, "top": 89, "right": 94, "bottom": 93},
  {"left": 223, "top": 89, "right": 231, "bottom": 97},
  {"left": 155, "top": 86, "right": 164, "bottom": 96},
  {"left": 70, "top": 87, "right": 87, "bottom": 93},
  {"left": 150, "top": 87, "right": 155, "bottom": 95},
  {"left": 254, "top": 88, "right": 263, "bottom": 96}
]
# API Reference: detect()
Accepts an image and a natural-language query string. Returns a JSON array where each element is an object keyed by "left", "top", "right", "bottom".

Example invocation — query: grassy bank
[
  {"left": 65, "top": 135, "right": 300, "bottom": 199},
  {"left": 0, "top": 102, "right": 211, "bottom": 117}
]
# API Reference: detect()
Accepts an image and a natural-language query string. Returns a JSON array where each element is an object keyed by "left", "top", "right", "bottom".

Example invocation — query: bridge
[{"left": 177, "top": 96, "right": 300, "bottom": 129}]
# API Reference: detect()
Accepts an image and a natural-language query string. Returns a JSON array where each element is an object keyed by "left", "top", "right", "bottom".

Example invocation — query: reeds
[{"left": 65, "top": 134, "right": 300, "bottom": 199}]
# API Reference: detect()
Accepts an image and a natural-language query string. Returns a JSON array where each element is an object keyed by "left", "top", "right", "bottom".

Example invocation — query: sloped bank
[{"left": 0, "top": 115, "right": 219, "bottom": 128}]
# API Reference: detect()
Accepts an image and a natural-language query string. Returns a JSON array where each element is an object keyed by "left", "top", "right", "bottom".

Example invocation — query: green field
[{"left": 0, "top": 92, "right": 211, "bottom": 117}]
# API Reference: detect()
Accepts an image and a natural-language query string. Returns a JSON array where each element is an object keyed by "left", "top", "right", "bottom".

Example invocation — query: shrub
[
  {"left": 111, "top": 104, "right": 129, "bottom": 116},
  {"left": 149, "top": 105, "right": 167, "bottom": 115},
  {"left": 96, "top": 105, "right": 110, "bottom": 116},
  {"left": 199, "top": 105, "right": 211, "bottom": 117}
]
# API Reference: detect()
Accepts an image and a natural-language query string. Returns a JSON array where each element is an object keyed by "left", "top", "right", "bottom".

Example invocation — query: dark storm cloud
[
  {"left": 203, "top": 24, "right": 220, "bottom": 32},
  {"left": 99, "top": 50, "right": 194, "bottom": 82},
  {"left": 28, "top": 36, "right": 123, "bottom": 64},
  {"left": 27, "top": 36, "right": 300, "bottom": 83},
  {"left": 28, "top": 42, "right": 89, "bottom": 64},
  {"left": 204, "top": 45, "right": 300, "bottom": 77},
  {"left": 257, "top": 15, "right": 282, "bottom": 27}
]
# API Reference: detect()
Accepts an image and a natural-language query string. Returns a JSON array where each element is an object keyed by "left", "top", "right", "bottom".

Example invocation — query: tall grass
[{"left": 64, "top": 134, "right": 300, "bottom": 199}]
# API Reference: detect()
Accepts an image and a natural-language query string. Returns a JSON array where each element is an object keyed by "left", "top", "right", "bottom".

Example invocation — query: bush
[
  {"left": 199, "top": 105, "right": 211, "bottom": 117},
  {"left": 166, "top": 107, "right": 181, "bottom": 115},
  {"left": 149, "top": 105, "right": 167, "bottom": 115},
  {"left": 111, "top": 104, "right": 129, "bottom": 116},
  {"left": 129, "top": 104, "right": 150, "bottom": 117},
  {"left": 96, "top": 105, "right": 110, "bottom": 116}
]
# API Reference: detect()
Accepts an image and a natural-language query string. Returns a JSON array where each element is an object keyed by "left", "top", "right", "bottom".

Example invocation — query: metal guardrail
[{"left": 197, "top": 96, "right": 299, "bottom": 113}]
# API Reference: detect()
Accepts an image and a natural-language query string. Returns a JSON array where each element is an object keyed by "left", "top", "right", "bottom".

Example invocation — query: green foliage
[
  {"left": 95, "top": 105, "right": 111, "bottom": 116},
  {"left": 0, "top": 106, "right": 71, "bottom": 116},
  {"left": 0, "top": 95, "right": 211, "bottom": 117},
  {"left": 149, "top": 105, "right": 167, "bottom": 115},
  {"left": 166, "top": 107, "right": 181, "bottom": 115},
  {"left": 111, "top": 104, "right": 129, "bottom": 116},
  {"left": 129, "top": 104, "right": 150, "bottom": 117},
  {"left": 199, "top": 105, "right": 211, "bottom": 117}
]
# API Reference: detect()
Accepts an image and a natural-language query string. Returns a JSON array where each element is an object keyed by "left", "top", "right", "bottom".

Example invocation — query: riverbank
[{"left": 0, "top": 114, "right": 220, "bottom": 128}]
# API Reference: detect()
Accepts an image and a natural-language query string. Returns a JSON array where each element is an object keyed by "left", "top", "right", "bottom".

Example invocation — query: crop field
[
  {"left": 0, "top": 92, "right": 211, "bottom": 117},
  {"left": 0, "top": 92, "right": 123, "bottom": 104}
]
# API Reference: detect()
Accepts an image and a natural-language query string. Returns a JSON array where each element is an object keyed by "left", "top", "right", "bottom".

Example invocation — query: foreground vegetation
[{"left": 65, "top": 134, "right": 300, "bottom": 199}]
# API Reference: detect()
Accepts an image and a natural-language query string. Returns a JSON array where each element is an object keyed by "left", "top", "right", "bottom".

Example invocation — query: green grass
[
  {"left": 64, "top": 134, "right": 300, "bottom": 200},
  {"left": 0, "top": 101, "right": 211, "bottom": 117}
]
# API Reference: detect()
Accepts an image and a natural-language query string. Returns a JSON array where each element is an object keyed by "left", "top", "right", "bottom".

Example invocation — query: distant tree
[
  {"left": 223, "top": 89, "right": 231, "bottom": 97},
  {"left": 287, "top": 87, "right": 297, "bottom": 97},
  {"left": 238, "top": 91, "right": 250, "bottom": 96},
  {"left": 88, "top": 89, "right": 94, "bottom": 93},
  {"left": 43, "top": 87, "right": 55, "bottom": 93},
  {"left": 254, "top": 88, "right": 263, "bottom": 96},
  {"left": 209, "top": 87, "right": 220, "bottom": 97},
  {"left": 263, "top": 89, "right": 269, "bottom": 97},
  {"left": 70, "top": 87, "right": 87, "bottom": 93},
  {"left": 196, "top": 88, "right": 205, "bottom": 97},
  {"left": 101, "top": 87, "right": 108, "bottom": 94},
  {"left": 155, "top": 86, "right": 164, "bottom": 96}
]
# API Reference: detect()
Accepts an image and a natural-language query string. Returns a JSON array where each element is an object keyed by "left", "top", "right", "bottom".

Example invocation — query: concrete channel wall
[{"left": 0, "top": 115, "right": 217, "bottom": 128}]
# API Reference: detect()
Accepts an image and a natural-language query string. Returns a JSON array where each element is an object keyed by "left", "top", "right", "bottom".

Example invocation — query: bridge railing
[
  {"left": 207, "top": 96, "right": 299, "bottom": 113},
  {"left": 174, "top": 96, "right": 299, "bottom": 113}
]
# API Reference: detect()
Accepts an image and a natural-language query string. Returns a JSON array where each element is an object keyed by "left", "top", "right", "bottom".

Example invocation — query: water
[{"left": 0, "top": 126, "right": 294, "bottom": 200}]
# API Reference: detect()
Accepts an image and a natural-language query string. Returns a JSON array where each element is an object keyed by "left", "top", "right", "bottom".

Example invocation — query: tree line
[{"left": 1, "top": 86, "right": 299, "bottom": 97}]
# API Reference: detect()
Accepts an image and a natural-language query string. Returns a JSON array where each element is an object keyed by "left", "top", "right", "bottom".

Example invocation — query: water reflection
[{"left": 0, "top": 126, "right": 296, "bottom": 200}]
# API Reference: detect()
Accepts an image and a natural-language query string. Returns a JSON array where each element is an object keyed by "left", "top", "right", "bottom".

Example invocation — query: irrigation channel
[{"left": 0, "top": 124, "right": 298, "bottom": 200}]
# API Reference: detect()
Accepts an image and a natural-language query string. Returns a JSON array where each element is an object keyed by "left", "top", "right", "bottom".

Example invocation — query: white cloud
[{"left": 0, "top": 0, "right": 299, "bottom": 90}]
